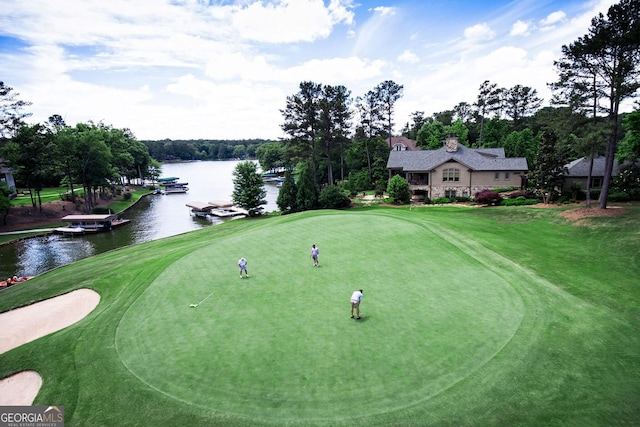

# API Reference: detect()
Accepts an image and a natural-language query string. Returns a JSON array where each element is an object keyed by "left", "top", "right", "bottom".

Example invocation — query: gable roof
[
  {"left": 389, "top": 136, "right": 419, "bottom": 151},
  {"left": 387, "top": 143, "right": 528, "bottom": 172},
  {"left": 564, "top": 156, "right": 638, "bottom": 177}
]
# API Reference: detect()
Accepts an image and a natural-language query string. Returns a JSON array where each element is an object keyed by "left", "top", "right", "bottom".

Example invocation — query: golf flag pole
[{"left": 190, "top": 292, "right": 213, "bottom": 308}]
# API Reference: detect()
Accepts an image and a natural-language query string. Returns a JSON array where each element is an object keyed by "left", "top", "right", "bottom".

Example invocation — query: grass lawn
[{"left": 0, "top": 205, "right": 638, "bottom": 426}]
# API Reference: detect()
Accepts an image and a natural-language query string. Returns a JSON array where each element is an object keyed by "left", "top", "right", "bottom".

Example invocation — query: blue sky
[{"left": 0, "top": 0, "right": 619, "bottom": 140}]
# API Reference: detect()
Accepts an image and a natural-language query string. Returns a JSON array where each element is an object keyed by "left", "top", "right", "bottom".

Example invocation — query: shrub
[
  {"left": 608, "top": 192, "right": 631, "bottom": 202},
  {"left": 501, "top": 196, "right": 539, "bottom": 206},
  {"left": 123, "top": 192, "right": 133, "bottom": 201},
  {"left": 348, "top": 170, "right": 371, "bottom": 194},
  {"left": 492, "top": 186, "right": 520, "bottom": 193},
  {"left": 454, "top": 196, "right": 473, "bottom": 203},
  {"left": 475, "top": 189, "right": 503, "bottom": 206},
  {"left": 506, "top": 190, "right": 535, "bottom": 199},
  {"left": 432, "top": 197, "right": 452, "bottom": 204},
  {"left": 386, "top": 175, "right": 410, "bottom": 204},
  {"left": 318, "top": 185, "right": 351, "bottom": 209}
]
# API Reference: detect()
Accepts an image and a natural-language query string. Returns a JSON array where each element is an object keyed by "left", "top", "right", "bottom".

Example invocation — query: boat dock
[
  {"left": 185, "top": 200, "right": 247, "bottom": 218},
  {"left": 55, "top": 214, "right": 130, "bottom": 235}
]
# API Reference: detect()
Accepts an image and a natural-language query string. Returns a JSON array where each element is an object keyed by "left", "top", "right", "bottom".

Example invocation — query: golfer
[
  {"left": 311, "top": 244, "right": 319, "bottom": 266},
  {"left": 350, "top": 289, "right": 363, "bottom": 319},
  {"left": 238, "top": 257, "right": 249, "bottom": 278}
]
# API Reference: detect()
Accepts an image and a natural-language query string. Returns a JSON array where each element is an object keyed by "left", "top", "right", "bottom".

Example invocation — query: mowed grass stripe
[{"left": 116, "top": 211, "right": 524, "bottom": 421}]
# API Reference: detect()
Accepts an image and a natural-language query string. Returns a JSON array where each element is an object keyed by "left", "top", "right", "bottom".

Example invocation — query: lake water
[{"left": 0, "top": 160, "right": 280, "bottom": 279}]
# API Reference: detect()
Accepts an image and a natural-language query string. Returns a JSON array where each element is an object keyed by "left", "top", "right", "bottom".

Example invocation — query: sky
[{"left": 0, "top": 0, "right": 622, "bottom": 141}]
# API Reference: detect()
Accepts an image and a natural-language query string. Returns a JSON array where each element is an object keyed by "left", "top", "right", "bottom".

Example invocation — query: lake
[{"left": 0, "top": 160, "right": 280, "bottom": 279}]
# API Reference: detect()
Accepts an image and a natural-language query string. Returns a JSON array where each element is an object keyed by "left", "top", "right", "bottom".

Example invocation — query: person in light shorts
[
  {"left": 310, "top": 244, "right": 319, "bottom": 266},
  {"left": 238, "top": 257, "right": 249, "bottom": 278},
  {"left": 350, "top": 289, "right": 363, "bottom": 319}
]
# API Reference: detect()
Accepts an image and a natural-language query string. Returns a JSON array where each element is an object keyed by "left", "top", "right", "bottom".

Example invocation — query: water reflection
[{"left": 0, "top": 161, "right": 279, "bottom": 279}]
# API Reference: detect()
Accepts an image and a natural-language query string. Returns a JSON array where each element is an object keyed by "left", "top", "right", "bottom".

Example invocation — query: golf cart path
[{"left": 0, "top": 289, "right": 100, "bottom": 405}]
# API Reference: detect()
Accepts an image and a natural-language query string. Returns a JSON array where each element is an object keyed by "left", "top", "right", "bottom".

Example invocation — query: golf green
[{"left": 116, "top": 212, "right": 525, "bottom": 422}]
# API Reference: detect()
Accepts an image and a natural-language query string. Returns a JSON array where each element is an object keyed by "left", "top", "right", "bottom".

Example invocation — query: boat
[
  {"left": 158, "top": 176, "right": 189, "bottom": 193},
  {"left": 54, "top": 214, "right": 130, "bottom": 235}
]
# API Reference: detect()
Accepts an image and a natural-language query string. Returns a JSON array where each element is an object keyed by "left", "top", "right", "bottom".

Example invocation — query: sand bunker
[{"left": 0, "top": 289, "right": 100, "bottom": 405}]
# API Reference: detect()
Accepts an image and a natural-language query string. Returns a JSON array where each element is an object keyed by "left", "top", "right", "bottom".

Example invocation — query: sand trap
[{"left": 0, "top": 288, "right": 100, "bottom": 405}]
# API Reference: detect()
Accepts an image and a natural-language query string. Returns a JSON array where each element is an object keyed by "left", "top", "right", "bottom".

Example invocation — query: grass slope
[{"left": 0, "top": 206, "right": 638, "bottom": 426}]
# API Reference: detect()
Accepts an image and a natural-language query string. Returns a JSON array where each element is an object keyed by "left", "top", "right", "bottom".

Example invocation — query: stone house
[{"left": 387, "top": 135, "right": 529, "bottom": 201}]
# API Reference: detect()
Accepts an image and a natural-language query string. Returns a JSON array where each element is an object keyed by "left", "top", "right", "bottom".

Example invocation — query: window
[
  {"left": 591, "top": 177, "right": 603, "bottom": 188},
  {"left": 505, "top": 172, "right": 510, "bottom": 180},
  {"left": 494, "top": 172, "right": 500, "bottom": 180},
  {"left": 445, "top": 189, "right": 457, "bottom": 198},
  {"left": 442, "top": 168, "right": 460, "bottom": 182}
]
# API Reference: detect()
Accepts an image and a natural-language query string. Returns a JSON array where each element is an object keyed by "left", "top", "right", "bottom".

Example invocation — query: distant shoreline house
[
  {"left": 0, "top": 159, "right": 17, "bottom": 197},
  {"left": 387, "top": 135, "right": 529, "bottom": 201}
]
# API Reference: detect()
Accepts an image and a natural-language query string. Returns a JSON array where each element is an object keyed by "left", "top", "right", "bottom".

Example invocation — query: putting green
[{"left": 116, "top": 212, "right": 525, "bottom": 422}]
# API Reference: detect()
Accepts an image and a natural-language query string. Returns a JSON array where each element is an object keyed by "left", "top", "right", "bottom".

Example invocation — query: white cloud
[
  {"left": 540, "top": 10, "right": 567, "bottom": 27},
  {"left": 230, "top": 0, "right": 355, "bottom": 43},
  {"left": 510, "top": 20, "right": 531, "bottom": 37},
  {"left": 464, "top": 23, "right": 496, "bottom": 42},
  {"left": 398, "top": 49, "right": 420, "bottom": 64},
  {"left": 370, "top": 6, "right": 396, "bottom": 16}
]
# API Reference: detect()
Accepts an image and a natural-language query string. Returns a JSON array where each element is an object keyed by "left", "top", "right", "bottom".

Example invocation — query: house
[
  {"left": 0, "top": 159, "right": 17, "bottom": 197},
  {"left": 389, "top": 136, "right": 420, "bottom": 151},
  {"left": 563, "top": 156, "right": 638, "bottom": 190},
  {"left": 387, "top": 135, "right": 528, "bottom": 201}
]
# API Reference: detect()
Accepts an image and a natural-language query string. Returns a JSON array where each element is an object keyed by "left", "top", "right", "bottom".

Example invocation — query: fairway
[
  {"left": 2, "top": 206, "right": 639, "bottom": 426},
  {"left": 116, "top": 212, "right": 525, "bottom": 422}
]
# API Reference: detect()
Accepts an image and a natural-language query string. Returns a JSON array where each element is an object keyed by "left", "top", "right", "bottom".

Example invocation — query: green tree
[
  {"left": 387, "top": 174, "right": 410, "bottom": 204},
  {"left": 481, "top": 117, "right": 512, "bottom": 148},
  {"left": 295, "top": 161, "right": 319, "bottom": 211},
  {"left": 256, "top": 142, "right": 286, "bottom": 171},
  {"left": 503, "top": 128, "right": 539, "bottom": 169},
  {"left": 281, "top": 81, "right": 322, "bottom": 189},
  {"left": 318, "top": 84, "right": 352, "bottom": 184},
  {"left": 373, "top": 80, "right": 404, "bottom": 149},
  {"left": 417, "top": 120, "right": 446, "bottom": 149},
  {"left": 445, "top": 119, "right": 469, "bottom": 145},
  {"left": 503, "top": 85, "right": 543, "bottom": 130},
  {"left": 5, "top": 124, "right": 56, "bottom": 211},
  {"left": 276, "top": 168, "right": 298, "bottom": 214},
  {"left": 0, "top": 181, "right": 11, "bottom": 225},
  {"left": 473, "top": 80, "right": 502, "bottom": 146},
  {"left": 401, "top": 111, "right": 426, "bottom": 140},
  {"left": 618, "top": 110, "right": 640, "bottom": 161},
  {"left": 355, "top": 90, "right": 384, "bottom": 181},
  {"left": 572, "top": 121, "right": 609, "bottom": 207},
  {"left": 531, "top": 130, "right": 566, "bottom": 203},
  {"left": 318, "top": 185, "right": 351, "bottom": 209},
  {"left": 553, "top": 0, "right": 640, "bottom": 209},
  {"left": 232, "top": 144, "right": 246, "bottom": 159},
  {"left": 0, "top": 81, "right": 32, "bottom": 137},
  {"left": 231, "top": 161, "right": 266, "bottom": 215}
]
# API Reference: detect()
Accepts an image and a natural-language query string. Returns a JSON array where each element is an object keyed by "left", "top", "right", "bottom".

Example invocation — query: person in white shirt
[
  {"left": 310, "top": 244, "right": 319, "bottom": 266},
  {"left": 350, "top": 289, "right": 363, "bottom": 319},
  {"left": 238, "top": 257, "right": 249, "bottom": 278}
]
